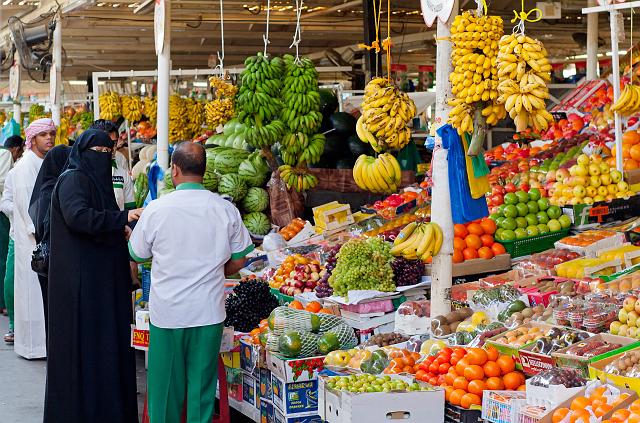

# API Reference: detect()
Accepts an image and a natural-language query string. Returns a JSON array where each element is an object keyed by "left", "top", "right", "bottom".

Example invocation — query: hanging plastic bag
[
  {"left": 1, "top": 118, "right": 21, "bottom": 145},
  {"left": 462, "top": 133, "right": 490, "bottom": 199},
  {"left": 397, "top": 139, "right": 421, "bottom": 172},
  {"left": 145, "top": 145, "right": 174, "bottom": 203},
  {"left": 437, "top": 124, "right": 488, "bottom": 224}
]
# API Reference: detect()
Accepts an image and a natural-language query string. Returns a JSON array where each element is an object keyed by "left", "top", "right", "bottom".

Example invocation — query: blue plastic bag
[
  {"left": 1, "top": 119, "right": 21, "bottom": 145},
  {"left": 145, "top": 145, "right": 174, "bottom": 203},
  {"left": 437, "top": 124, "right": 488, "bottom": 224}
]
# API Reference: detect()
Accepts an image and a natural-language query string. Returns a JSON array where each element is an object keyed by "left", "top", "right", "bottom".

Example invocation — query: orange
[
  {"left": 570, "top": 396, "right": 591, "bottom": 411},
  {"left": 449, "top": 389, "right": 466, "bottom": 406},
  {"left": 496, "top": 356, "right": 515, "bottom": 375},
  {"left": 486, "top": 377, "right": 504, "bottom": 390},
  {"left": 289, "top": 300, "right": 304, "bottom": 310},
  {"left": 625, "top": 158, "right": 639, "bottom": 170},
  {"left": 480, "top": 218, "right": 497, "bottom": 235},
  {"left": 318, "top": 308, "right": 333, "bottom": 314},
  {"left": 594, "top": 404, "right": 613, "bottom": 418},
  {"left": 453, "top": 376, "right": 469, "bottom": 391},
  {"left": 480, "top": 234, "right": 495, "bottom": 247},
  {"left": 570, "top": 409, "right": 592, "bottom": 423},
  {"left": 259, "top": 319, "right": 269, "bottom": 332},
  {"left": 453, "top": 237, "right": 467, "bottom": 251},
  {"left": 467, "top": 223, "right": 484, "bottom": 236},
  {"left": 455, "top": 358, "right": 470, "bottom": 376},
  {"left": 517, "top": 385, "right": 526, "bottom": 391},
  {"left": 623, "top": 144, "right": 633, "bottom": 159},
  {"left": 304, "top": 301, "right": 322, "bottom": 313},
  {"left": 631, "top": 144, "right": 640, "bottom": 161},
  {"left": 628, "top": 413, "right": 640, "bottom": 423},
  {"left": 466, "top": 348, "right": 488, "bottom": 366},
  {"left": 483, "top": 361, "right": 501, "bottom": 377},
  {"left": 444, "top": 386, "right": 455, "bottom": 402},
  {"left": 552, "top": 408, "right": 570, "bottom": 423},
  {"left": 463, "top": 247, "right": 479, "bottom": 260},
  {"left": 478, "top": 246, "right": 495, "bottom": 260},
  {"left": 623, "top": 130, "right": 640, "bottom": 144},
  {"left": 491, "top": 243, "right": 506, "bottom": 256},
  {"left": 465, "top": 234, "right": 482, "bottom": 250},
  {"left": 503, "top": 371, "right": 524, "bottom": 390},
  {"left": 590, "top": 386, "right": 607, "bottom": 399},
  {"left": 468, "top": 380, "right": 486, "bottom": 396},
  {"left": 460, "top": 393, "right": 481, "bottom": 409},
  {"left": 606, "top": 156, "right": 617, "bottom": 167},
  {"left": 611, "top": 409, "right": 631, "bottom": 422},
  {"left": 444, "top": 372, "right": 457, "bottom": 386},
  {"left": 485, "top": 346, "right": 499, "bottom": 362},
  {"left": 630, "top": 399, "right": 640, "bottom": 412},
  {"left": 454, "top": 224, "right": 469, "bottom": 238},
  {"left": 463, "top": 365, "right": 485, "bottom": 381},
  {"left": 453, "top": 249, "right": 465, "bottom": 264}
]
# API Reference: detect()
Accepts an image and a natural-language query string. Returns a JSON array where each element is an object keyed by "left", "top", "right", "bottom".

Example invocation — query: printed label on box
[
  {"left": 520, "top": 350, "right": 555, "bottom": 375},
  {"left": 272, "top": 374, "right": 318, "bottom": 415},
  {"left": 243, "top": 374, "right": 257, "bottom": 407},
  {"left": 273, "top": 408, "right": 323, "bottom": 423},
  {"left": 131, "top": 328, "right": 149, "bottom": 349},
  {"left": 260, "top": 368, "right": 273, "bottom": 402},
  {"left": 261, "top": 399, "right": 275, "bottom": 423}
]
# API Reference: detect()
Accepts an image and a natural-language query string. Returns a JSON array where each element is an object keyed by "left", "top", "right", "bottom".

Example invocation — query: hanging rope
[
  {"left": 263, "top": 0, "right": 271, "bottom": 56},
  {"left": 630, "top": 8, "right": 634, "bottom": 80},
  {"left": 358, "top": 0, "right": 383, "bottom": 77},
  {"left": 476, "top": 0, "right": 488, "bottom": 16},
  {"left": 215, "top": 0, "right": 225, "bottom": 77},
  {"left": 290, "top": 0, "right": 304, "bottom": 64},
  {"left": 383, "top": 0, "right": 392, "bottom": 79},
  {"left": 511, "top": 0, "right": 542, "bottom": 35}
]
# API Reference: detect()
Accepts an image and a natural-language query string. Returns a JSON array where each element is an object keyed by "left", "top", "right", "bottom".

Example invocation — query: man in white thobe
[{"left": 13, "top": 118, "right": 55, "bottom": 359}]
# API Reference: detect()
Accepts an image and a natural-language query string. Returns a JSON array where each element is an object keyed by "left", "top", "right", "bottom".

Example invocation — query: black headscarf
[
  {"left": 65, "top": 129, "right": 118, "bottom": 210},
  {"left": 29, "top": 145, "right": 71, "bottom": 243}
]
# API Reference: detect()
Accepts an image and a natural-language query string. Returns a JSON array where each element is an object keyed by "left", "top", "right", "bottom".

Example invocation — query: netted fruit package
[{"left": 268, "top": 306, "right": 320, "bottom": 335}]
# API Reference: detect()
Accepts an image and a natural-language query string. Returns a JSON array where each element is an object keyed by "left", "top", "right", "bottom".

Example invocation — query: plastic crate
[
  {"left": 445, "top": 403, "right": 482, "bottom": 423},
  {"left": 481, "top": 391, "right": 526, "bottom": 423},
  {"left": 498, "top": 229, "right": 570, "bottom": 258}
]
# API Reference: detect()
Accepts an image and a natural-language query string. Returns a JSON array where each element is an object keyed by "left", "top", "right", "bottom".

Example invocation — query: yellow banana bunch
[
  {"left": 390, "top": 221, "right": 443, "bottom": 262},
  {"left": 209, "top": 76, "right": 238, "bottom": 99},
  {"left": 121, "top": 95, "right": 143, "bottom": 122},
  {"left": 352, "top": 153, "right": 401, "bottom": 194},
  {"left": 278, "top": 165, "right": 319, "bottom": 192},
  {"left": 496, "top": 33, "right": 554, "bottom": 132},
  {"left": 184, "top": 98, "right": 205, "bottom": 139},
  {"left": 55, "top": 117, "right": 70, "bottom": 146},
  {"left": 205, "top": 98, "right": 235, "bottom": 129},
  {"left": 169, "top": 94, "right": 190, "bottom": 143},
  {"left": 358, "top": 78, "right": 416, "bottom": 151},
  {"left": 99, "top": 92, "right": 122, "bottom": 121},
  {"left": 0, "top": 111, "right": 6, "bottom": 126},
  {"left": 143, "top": 97, "right": 158, "bottom": 125},
  {"left": 610, "top": 85, "right": 640, "bottom": 116}
]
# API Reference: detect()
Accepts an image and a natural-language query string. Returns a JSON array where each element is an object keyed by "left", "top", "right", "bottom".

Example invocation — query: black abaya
[{"left": 44, "top": 130, "right": 138, "bottom": 423}]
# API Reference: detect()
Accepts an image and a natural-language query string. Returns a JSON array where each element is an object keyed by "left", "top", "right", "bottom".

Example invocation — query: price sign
[
  {"left": 9, "top": 63, "right": 20, "bottom": 99},
  {"left": 421, "top": 0, "right": 456, "bottom": 27},
  {"left": 131, "top": 328, "right": 149, "bottom": 349},
  {"left": 154, "top": 0, "right": 165, "bottom": 56}
]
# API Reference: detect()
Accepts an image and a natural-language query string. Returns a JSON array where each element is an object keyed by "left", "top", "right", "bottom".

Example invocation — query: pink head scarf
[{"left": 25, "top": 118, "right": 57, "bottom": 149}]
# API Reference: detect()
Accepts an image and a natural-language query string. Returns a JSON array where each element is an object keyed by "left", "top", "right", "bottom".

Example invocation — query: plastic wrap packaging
[
  {"left": 396, "top": 300, "right": 432, "bottom": 335},
  {"left": 604, "top": 349, "right": 640, "bottom": 377},
  {"left": 504, "top": 304, "right": 551, "bottom": 327},
  {"left": 527, "top": 327, "right": 591, "bottom": 355},
  {"left": 513, "top": 249, "right": 581, "bottom": 276},
  {"left": 405, "top": 335, "right": 430, "bottom": 352},
  {"left": 430, "top": 307, "right": 473, "bottom": 337},
  {"left": 529, "top": 368, "right": 586, "bottom": 388},
  {"left": 362, "top": 333, "right": 410, "bottom": 348},
  {"left": 562, "top": 337, "right": 622, "bottom": 358}
]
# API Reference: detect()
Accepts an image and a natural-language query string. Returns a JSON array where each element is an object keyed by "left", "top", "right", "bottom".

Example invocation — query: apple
[
  {"left": 588, "top": 163, "right": 601, "bottom": 176},
  {"left": 589, "top": 175, "right": 602, "bottom": 188},
  {"left": 548, "top": 219, "right": 561, "bottom": 232},
  {"left": 618, "top": 181, "right": 629, "bottom": 192},
  {"left": 558, "top": 215, "right": 572, "bottom": 229},
  {"left": 626, "top": 296, "right": 640, "bottom": 312},
  {"left": 629, "top": 311, "right": 639, "bottom": 327},
  {"left": 610, "top": 170, "right": 623, "bottom": 183},
  {"left": 575, "top": 164, "right": 588, "bottom": 177},
  {"left": 556, "top": 169, "right": 569, "bottom": 183},
  {"left": 600, "top": 173, "right": 612, "bottom": 186},
  {"left": 607, "top": 184, "right": 619, "bottom": 195},
  {"left": 573, "top": 176, "right": 587, "bottom": 187},
  {"left": 594, "top": 195, "right": 606, "bottom": 202},
  {"left": 606, "top": 194, "right": 615, "bottom": 202},
  {"left": 597, "top": 186, "right": 609, "bottom": 196},
  {"left": 619, "top": 324, "right": 630, "bottom": 337},
  {"left": 586, "top": 186, "right": 598, "bottom": 198},
  {"left": 573, "top": 185, "right": 586, "bottom": 199},
  {"left": 583, "top": 197, "right": 594, "bottom": 205},
  {"left": 577, "top": 154, "right": 590, "bottom": 166},
  {"left": 611, "top": 320, "right": 622, "bottom": 335},
  {"left": 629, "top": 327, "right": 638, "bottom": 338},
  {"left": 635, "top": 299, "right": 640, "bottom": 315},
  {"left": 619, "top": 308, "right": 629, "bottom": 323},
  {"left": 546, "top": 170, "right": 557, "bottom": 182},
  {"left": 590, "top": 154, "right": 603, "bottom": 164},
  {"left": 599, "top": 162, "right": 610, "bottom": 175}
]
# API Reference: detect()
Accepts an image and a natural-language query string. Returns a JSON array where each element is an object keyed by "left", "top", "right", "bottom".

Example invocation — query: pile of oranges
[
  {"left": 609, "top": 130, "right": 640, "bottom": 171},
  {"left": 413, "top": 346, "right": 525, "bottom": 409},
  {"left": 287, "top": 300, "right": 332, "bottom": 314},
  {"left": 248, "top": 319, "right": 271, "bottom": 345},
  {"left": 453, "top": 218, "right": 506, "bottom": 264},
  {"left": 552, "top": 384, "right": 634, "bottom": 423},
  {"left": 383, "top": 349, "right": 423, "bottom": 374}
]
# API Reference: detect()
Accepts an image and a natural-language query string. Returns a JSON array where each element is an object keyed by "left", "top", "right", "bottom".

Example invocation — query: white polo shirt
[{"left": 128, "top": 182, "right": 254, "bottom": 329}]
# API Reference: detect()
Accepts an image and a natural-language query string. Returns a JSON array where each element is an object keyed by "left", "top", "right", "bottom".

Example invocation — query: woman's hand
[{"left": 127, "top": 208, "right": 143, "bottom": 222}]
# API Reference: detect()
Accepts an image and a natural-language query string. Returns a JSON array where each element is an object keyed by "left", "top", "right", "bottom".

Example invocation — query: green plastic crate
[{"left": 498, "top": 229, "right": 570, "bottom": 258}]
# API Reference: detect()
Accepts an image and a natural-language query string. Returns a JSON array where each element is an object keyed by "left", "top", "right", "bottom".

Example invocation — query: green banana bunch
[
  {"left": 122, "top": 95, "right": 143, "bottom": 122},
  {"left": 279, "top": 165, "right": 319, "bottom": 192},
  {"left": 99, "top": 92, "right": 122, "bottom": 121}
]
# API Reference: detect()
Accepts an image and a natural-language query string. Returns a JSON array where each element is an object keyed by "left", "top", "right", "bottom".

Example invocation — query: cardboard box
[
  {"left": 589, "top": 348, "right": 640, "bottom": 395},
  {"left": 260, "top": 399, "right": 275, "bottom": 423},
  {"left": 562, "top": 195, "right": 640, "bottom": 228},
  {"left": 266, "top": 352, "right": 326, "bottom": 383},
  {"left": 485, "top": 322, "right": 556, "bottom": 370},
  {"left": 425, "top": 254, "right": 511, "bottom": 277},
  {"left": 273, "top": 409, "right": 322, "bottom": 423},
  {"left": 242, "top": 371, "right": 258, "bottom": 407},
  {"left": 553, "top": 333, "right": 640, "bottom": 378},
  {"left": 318, "top": 376, "right": 445, "bottom": 423},
  {"left": 226, "top": 366, "right": 244, "bottom": 402},
  {"left": 221, "top": 352, "right": 240, "bottom": 369},
  {"left": 260, "top": 368, "right": 274, "bottom": 402},
  {"left": 240, "top": 337, "right": 266, "bottom": 373},
  {"left": 271, "top": 373, "right": 319, "bottom": 416},
  {"left": 519, "top": 344, "right": 556, "bottom": 376}
]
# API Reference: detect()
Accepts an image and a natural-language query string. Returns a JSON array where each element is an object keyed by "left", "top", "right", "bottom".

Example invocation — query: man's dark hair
[
  {"left": 4, "top": 135, "right": 24, "bottom": 149},
  {"left": 172, "top": 142, "right": 206, "bottom": 177},
  {"left": 90, "top": 119, "right": 118, "bottom": 135}
]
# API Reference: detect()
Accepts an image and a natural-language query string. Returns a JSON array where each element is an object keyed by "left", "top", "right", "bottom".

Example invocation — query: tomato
[
  {"left": 450, "top": 356, "right": 461, "bottom": 366},
  {"left": 429, "top": 362, "right": 440, "bottom": 373},
  {"left": 439, "top": 363, "right": 451, "bottom": 374},
  {"left": 428, "top": 377, "right": 439, "bottom": 386},
  {"left": 418, "top": 362, "right": 430, "bottom": 372}
]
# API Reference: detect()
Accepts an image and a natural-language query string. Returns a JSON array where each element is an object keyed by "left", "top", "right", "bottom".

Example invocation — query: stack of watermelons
[{"left": 312, "top": 89, "right": 374, "bottom": 169}]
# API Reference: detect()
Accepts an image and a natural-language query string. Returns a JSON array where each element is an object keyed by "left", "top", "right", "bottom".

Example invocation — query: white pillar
[
  {"left": 610, "top": 11, "right": 624, "bottom": 173},
  {"left": 586, "top": 0, "right": 599, "bottom": 80},
  {"left": 430, "top": 0, "right": 458, "bottom": 318},
  {"left": 92, "top": 72, "right": 100, "bottom": 120},
  {"left": 156, "top": 0, "right": 171, "bottom": 170},
  {"left": 12, "top": 102, "right": 21, "bottom": 127},
  {"left": 51, "top": 15, "right": 62, "bottom": 125}
]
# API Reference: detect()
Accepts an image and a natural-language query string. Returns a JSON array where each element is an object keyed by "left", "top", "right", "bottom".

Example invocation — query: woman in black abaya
[
  {"left": 28, "top": 144, "right": 70, "bottom": 337},
  {"left": 44, "top": 129, "right": 141, "bottom": 423}
]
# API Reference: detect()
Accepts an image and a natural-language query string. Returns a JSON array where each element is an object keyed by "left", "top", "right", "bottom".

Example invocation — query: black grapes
[
  {"left": 225, "top": 278, "right": 279, "bottom": 332},
  {"left": 315, "top": 244, "right": 341, "bottom": 298},
  {"left": 391, "top": 257, "right": 425, "bottom": 287}
]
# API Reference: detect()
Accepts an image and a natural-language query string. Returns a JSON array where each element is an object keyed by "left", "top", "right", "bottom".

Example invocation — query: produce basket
[
  {"left": 498, "top": 229, "right": 570, "bottom": 259},
  {"left": 481, "top": 391, "right": 526, "bottom": 423}
]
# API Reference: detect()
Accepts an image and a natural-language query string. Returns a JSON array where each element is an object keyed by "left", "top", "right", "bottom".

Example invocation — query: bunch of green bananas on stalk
[
  {"left": 99, "top": 92, "right": 122, "bottom": 121},
  {"left": 352, "top": 153, "right": 401, "bottom": 194},
  {"left": 29, "top": 104, "right": 47, "bottom": 123},
  {"left": 143, "top": 97, "right": 158, "bottom": 125},
  {"left": 122, "top": 95, "right": 143, "bottom": 122},
  {"left": 280, "top": 133, "right": 325, "bottom": 166},
  {"left": 278, "top": 165, "right": 319, "bottom": 192},
  {"left": 169, "top": 94, "right": 190, "bottom": 143},
  {"left": 185, "top": 98, "right": 205, "bottom": 139},
  {"left": 357, "top": 78, "right": 416, "bottom": 152},
  {"left": 71, "top": 111, "right": 94, "bottom": 130}
]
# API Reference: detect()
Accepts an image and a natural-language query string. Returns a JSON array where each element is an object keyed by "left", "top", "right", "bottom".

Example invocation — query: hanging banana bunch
[
  {"left": 448, "top": 11, "right": 505, "bottom": 136},
  {"left": 143, "top": 97, "right": 158, "bottom": 126},
  {"left": 122, "top": 95, "right": 143, "bottom": 122},
  {"left": 99, "top": 92, "right": 122, "bottom": 121},
  {"left": 205, "top": 76, "right": 237, "bottom": 129},
  {"left": 169, "top": 94, "right": 190, "bottom": 143},
  {"left": 185, "top": 98, "right": 206, "bottom": 139},
  {"left": 55, "top": 117, "right": 70, "bottom": 145}
]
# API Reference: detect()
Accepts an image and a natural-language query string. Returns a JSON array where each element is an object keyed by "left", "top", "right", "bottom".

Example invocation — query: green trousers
[
  {"left": 0, "top": 214, "right": 10, "bottom": 310},
  {"left": 148, "top": 323, "right": 223, "bottom": 423},
  {"left": 4, "top": 239, "right": 13, "bottom": 331}
]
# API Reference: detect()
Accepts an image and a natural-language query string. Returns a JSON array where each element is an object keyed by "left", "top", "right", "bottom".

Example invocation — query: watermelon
[
  {"left": 238, "top": 152, "right": 270, "bottom": 187},
  {"left": 213, "top": 148, "right": 250, "bottom": 174},
  {"left": 329, "top": 112, "right": 357, "bottom": 136},
  {"left": 348, "top": 134, "right": 373, "bottom": 157},
  {"left": 203, "top": 168, "right": 219, "bottom": 191},
  {"left": 218, "top": 173, "right": 248, "bottom": 201},
  {"left": 335, "top": 158, "right": 355, "bottom": 169},
  {"left": 241, "top": 187, "right": 269, "bottom": 212},
  {"left": 319, "top": 89, "right": 339, "bottom": 116},
  {"left": 163, "top": 169, "right": 174, "bottom": 189},
  {"left": 243, "top": 211, "right": 271, "bottom": 236}
]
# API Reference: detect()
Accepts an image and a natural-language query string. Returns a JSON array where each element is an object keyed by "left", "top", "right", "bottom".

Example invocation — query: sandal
[
  {"left": 1, "top": 308, "right": 6, "bottom": 316},
  {"left": 4, "top": 330, "right": 14, "bottom": 345}
]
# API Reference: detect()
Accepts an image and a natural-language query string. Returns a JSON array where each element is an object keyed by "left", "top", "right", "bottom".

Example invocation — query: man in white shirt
[{"left": 129, "top": 142, "right": 253, "bottom": 423}]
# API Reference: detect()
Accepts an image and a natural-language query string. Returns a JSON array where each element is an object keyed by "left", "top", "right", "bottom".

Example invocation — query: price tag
[
  {"left": 421, "top": 0, "right": 456, "bottom": 27},
  {"left": 154, "top": 0, "right": 165, "bottom": 56},
  {"left": 131, "top": 328, "right": 149, "bottom": 349},
  {"left": 589, "top": 205, "right": 610, "bottom": 223}
]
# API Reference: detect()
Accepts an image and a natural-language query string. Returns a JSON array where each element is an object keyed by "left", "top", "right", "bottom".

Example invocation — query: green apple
[
  {"left": 495, "top": 228, "right": 505, "bottom": 240},
  {"left": 515, "top": 190, "right": 530, "bottom": 204},
  {"left": 558, "top": 215, "right": 572, "bottom": 229},
  {"left": 503, "top": 204, "right": 518, "bottom": 218},
  {"left": 610, "top": 169, "right": 623, "bottom": 183},
  {"left": 528, "top": 188, "right": 541, "bottom": 201},
  {"left": 501, "top": 229, "right": 516, "bottom": 241},
  {"left": 573, "top": 185, "right": 586, "bottom": 199},
  {"left": 548, "top": 219, "right": 561, "bottom": 232},
  {"left": 608, "top": 184, "right": 619, "bottom": 195},
  {"left": 597, "top": 186, "right": 609, "bottom": 197},
  {"left": 490, "top": 213, "right": 501, "bottom": 221},
  {"left": 516, "top": 203, "right": 529, "bottom": 217},
  {"left": 547, "top": 205, "right": 561, "bottom": 219},
  {"left": 514, "top": 228, "right": 528, "bottom": 239},
  {"left": 504, "top": 193, "right": 518, "bottom": 205},
  {"left": 537, "top": 224, "right": 550, "bottom": 234},
  {"left": 526, "top": 226, "right": 539, "bottom": 236},
  {"left": 495, "top": 216, "right": 506, "bottom": 228},
  {"left": 536, "top": 211, "right": 549, "bottom": 224},
  {"left": 502, "top": 217, "right": 517, "bottom": 231},
  {"left": 537, "top": 198, "right": 550, "bottom": 211},
  {"left": 600, "top": 173, "right": 612, "bottom": 186},
  {"left": 515, "top": 217, "right": 528, "bottom": 229},
  {"left": 527, "top": 201, "right": 539, "bottom": 214},
  {"left": 577, "top": 154, "right": 590, "bottom": 166},
  {"left": 525, "top": 214, "right": 538, "bottom": 226}
]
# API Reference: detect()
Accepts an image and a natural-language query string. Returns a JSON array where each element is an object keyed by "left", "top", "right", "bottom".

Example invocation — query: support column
[
  {"left": 156, "top": 0, "right": 171, "bottom": 170},
  {"left": 92, "top": 72, "right": 100, "bottom": 120},
  {"left": 430, "top": 0, "right": 458, "bottom": 317},
  {"left": 50, "top": 14, "right": 62, "bottom": 125},
  {"left": 586, "top": 0, "right": 599, "bottom": 80},
  {"left": 610, "top": 11, "right": 623, "bottom": 173}
]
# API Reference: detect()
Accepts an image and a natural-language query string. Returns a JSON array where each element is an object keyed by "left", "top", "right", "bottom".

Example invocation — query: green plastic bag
[{"left": 1, "top": 119, "right": 20, "bottom": 145}]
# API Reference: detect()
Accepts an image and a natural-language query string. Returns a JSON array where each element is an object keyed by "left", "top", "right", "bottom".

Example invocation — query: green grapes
[{"left": 328, "top": 237, "right": 395, "bottom": 298}]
